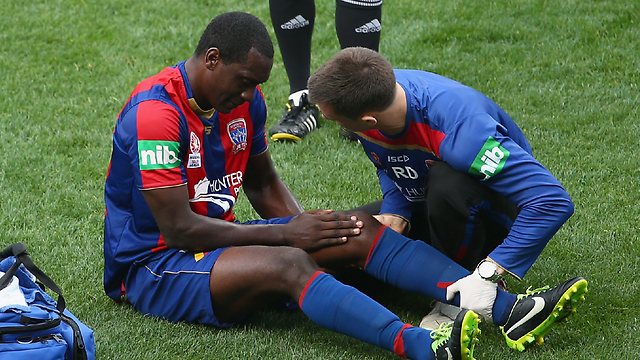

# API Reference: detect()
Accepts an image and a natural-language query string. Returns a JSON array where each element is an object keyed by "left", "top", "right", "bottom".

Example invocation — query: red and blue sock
[
  {"left": 298, "top": 271, "right": 436, "bottom": 359},
  {"left": 363, "top": 227, "right": 516, "bottom": 325}
]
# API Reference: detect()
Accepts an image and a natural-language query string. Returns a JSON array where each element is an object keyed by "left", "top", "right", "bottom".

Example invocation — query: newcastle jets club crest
[{"left": 227, "top": 118, "right": 248, "bottom": 153}]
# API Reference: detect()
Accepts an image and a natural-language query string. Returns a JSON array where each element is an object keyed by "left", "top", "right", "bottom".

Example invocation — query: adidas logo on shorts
[
  {"left": 355, "top": 19, "right": 381, "bottom": 33},
  {"left": 281, "top": 15, "right": 310, "bottom": 30}
]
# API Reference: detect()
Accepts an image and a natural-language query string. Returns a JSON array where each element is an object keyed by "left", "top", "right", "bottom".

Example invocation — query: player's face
[
  {"left": 207, "top": 48, "right": 272, "bottom": 113},
  {"left": 316, "top": 103, "right": 373, "bottom": 132}
]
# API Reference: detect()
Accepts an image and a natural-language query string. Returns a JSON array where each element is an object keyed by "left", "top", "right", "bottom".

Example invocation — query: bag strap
[
  {"left": 0, "top": 243, "right": 27, "bottom": 290},
  {"left": 0, "top": 243, "right": 66, "bottom": 312},
  {"left": 0, "top": 242, "right": 27, "bottom": 259}
]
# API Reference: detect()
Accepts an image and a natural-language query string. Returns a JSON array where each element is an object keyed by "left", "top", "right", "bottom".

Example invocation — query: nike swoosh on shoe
[{"left": 506, "top": 297, "right": 545, "bottom": 336}]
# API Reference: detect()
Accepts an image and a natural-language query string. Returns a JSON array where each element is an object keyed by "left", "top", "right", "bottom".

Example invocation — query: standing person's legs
[
  {"left": 269, "top": 0, "right": 315, "bottom": 96},
  {"left": 335, "top": 0, "right": 383, "bottom": 51},
  {"left": 335, "top": 0, "right": 383, "bottom": 141},
  {"left": 268, "top": 0, "right": 322, "bottom": 143}
]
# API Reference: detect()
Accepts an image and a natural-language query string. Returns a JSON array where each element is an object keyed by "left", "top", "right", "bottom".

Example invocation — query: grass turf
[{"left": 0, "top": 0, "right": 638, "bottom": 359}]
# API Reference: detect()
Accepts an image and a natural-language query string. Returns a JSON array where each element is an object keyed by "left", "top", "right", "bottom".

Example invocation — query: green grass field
[{"left": 1, "top": 0, "right": 638, "bottom": 359}]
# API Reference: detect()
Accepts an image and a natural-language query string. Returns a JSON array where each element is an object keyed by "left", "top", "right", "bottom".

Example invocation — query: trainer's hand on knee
[{"left": 285, "top": 210, "right": 362, "bottom": 251}]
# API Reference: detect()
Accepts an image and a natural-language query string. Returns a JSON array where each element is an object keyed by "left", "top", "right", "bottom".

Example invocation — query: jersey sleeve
[
  {"left": 439, "top": 114, "right": 574, "bottom": 278},
  {"left": 358, "top": 139, "right": 414, "bottom": 220},
  {"left": 377, "top": 168, "right": 414, "bottom": 220},
  {"left": 249, "top": 86, "right": 268, "bottom": 156},
  {"left": 116, "top": 100, "right": 186, "bottom": 190}
]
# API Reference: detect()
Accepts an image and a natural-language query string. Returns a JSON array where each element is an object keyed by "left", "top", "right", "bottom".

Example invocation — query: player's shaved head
[
  {"left": 308, "top": 47, "right": 396, "bottom": 119},
  {"left": 195, "top": 12, "right": 274, "bottom": 64}
]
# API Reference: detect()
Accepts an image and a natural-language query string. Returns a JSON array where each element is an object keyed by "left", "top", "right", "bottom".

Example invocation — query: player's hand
[
  {"left": 445, "top": 269, "right": 497, "bottom": 322},
  {"left": 373, "top": 214, "right": 408, "bottom": 234},
  {"left": 284, "top": 210, "right": 363, "bottom": 252}
]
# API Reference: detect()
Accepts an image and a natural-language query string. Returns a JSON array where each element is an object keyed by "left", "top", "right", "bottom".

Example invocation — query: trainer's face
[
  {"left": 316, "top": 103, "right": 375, "bottom": 132},
  {"left": 205, "top": 48, "right": 272, "bottom": 113}
]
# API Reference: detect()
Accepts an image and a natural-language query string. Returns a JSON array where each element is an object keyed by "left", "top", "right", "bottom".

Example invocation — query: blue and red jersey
[
  {"left": 103, "top": 61, "right": 268, "bottom": 299},
  {"left": 357, "top": 69, "right": 574, "bottom": 278}
]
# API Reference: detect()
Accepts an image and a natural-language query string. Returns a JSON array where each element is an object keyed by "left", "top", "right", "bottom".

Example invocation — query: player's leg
[
  {"left": 309, "top": 210, "right": 502, "bottom": 320},
  {"left": 268, "top": 0, "right": 320, "bottom": 142},
  {"left": 349, "top": 199, "right": 431, "bottom": 241},
  {"left": 309, "top": 212, "right": 516, "bottom": 314},
  {"left": 349, "top": 199, "right": 382, "bottom": 215},
  {"left": 211, "top": 245, "right": 480, "bottom": 360},
  {"left": 310, "top": 211, "right": 587, "bottom": 352},
  {"left": 342, "top": 200, "right": 433, "bottom": 299}
]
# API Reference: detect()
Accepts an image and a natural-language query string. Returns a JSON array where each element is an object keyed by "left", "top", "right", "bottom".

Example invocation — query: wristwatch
[{"left": 476, "top": 259, "right": 502, "bottom": 282}]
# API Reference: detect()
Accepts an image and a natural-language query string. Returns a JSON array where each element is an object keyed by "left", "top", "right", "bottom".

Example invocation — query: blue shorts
[
  {"left": 123, "top": 216, "right": 293, "bottom": 327},
  {"left": 124, "top": 247, "right": 230, "bottom": 327}
]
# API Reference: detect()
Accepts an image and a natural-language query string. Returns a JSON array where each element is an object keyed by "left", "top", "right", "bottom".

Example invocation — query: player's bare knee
[
  {"left": 351, "top": 210, "right": 382, "bottom": 238},
  {"left": 269, "top": 247, "right": 318, "bottom": 290}
]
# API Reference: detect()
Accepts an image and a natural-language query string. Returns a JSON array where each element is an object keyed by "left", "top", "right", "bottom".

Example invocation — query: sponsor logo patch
[
  {"left": 138, "top": 140, "right": 180, "bottom": 170},
  {"left": 469, "top": 137, "right": 509, "bottom": 180},
  {"left": 190, "top": 174, "right": 242, "bottom": 212}
]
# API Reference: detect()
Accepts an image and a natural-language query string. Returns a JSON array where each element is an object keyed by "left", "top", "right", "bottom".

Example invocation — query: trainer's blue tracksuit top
[{"left": 356, "top": 69, "right": 574, "bottom": 279}]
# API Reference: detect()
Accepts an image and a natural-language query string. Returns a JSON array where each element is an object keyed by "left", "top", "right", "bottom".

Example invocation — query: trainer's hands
[
  {"left": 446, "top": 269, "right": 497, "bottom": 322},
  {"left": 373, "top": 214, "right": 408, "bottom": 234},
  {"left": 284, "top": 210, "right": 363, "bottom": 252}
]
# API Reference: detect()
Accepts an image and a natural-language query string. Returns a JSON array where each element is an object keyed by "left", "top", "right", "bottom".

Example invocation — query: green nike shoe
[{"left": 501, "top": 277, "right": 588, "bottom": 351}]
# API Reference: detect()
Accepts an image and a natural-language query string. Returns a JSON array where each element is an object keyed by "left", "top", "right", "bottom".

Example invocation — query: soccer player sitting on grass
[
  {"left": 103, "top": 12, "right": 587, "bottom": 360},
  {"left": 307, "top": 46, "right": 586, "bottom": 347}
]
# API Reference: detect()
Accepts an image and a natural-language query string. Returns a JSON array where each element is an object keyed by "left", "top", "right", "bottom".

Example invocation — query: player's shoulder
[{"left": 251, "top": 85, "right": 267, "bottom": 106}]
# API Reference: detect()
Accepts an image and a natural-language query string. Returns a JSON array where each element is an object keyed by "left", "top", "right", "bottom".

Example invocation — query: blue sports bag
[{"left": 0, "top": 243, "right": 96, "bottom": 359}]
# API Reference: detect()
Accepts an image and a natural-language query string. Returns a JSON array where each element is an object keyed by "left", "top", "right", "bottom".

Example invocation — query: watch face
[{"left": 479, "top": 261, "right": 497, "bottom": 278}]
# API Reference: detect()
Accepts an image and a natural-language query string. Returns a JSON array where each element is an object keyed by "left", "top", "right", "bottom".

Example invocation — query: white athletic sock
[{"left": 288, "top": 89, "right": 309, "bottom": 107}]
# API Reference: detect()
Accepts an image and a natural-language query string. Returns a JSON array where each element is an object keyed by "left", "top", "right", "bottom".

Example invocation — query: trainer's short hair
[
  {"left": 195, "top": 12, "right": 274, "bottom": 63},
  {"left": 308, "top": 47, "right": 395, "bottom": 119}
]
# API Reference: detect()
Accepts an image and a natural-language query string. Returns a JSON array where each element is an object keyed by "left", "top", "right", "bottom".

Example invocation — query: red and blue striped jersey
[
  {"left": 358, "top": 69, "right": 573, "bottom": 278},
  {"left": 103, "top": 61, "right": 268, "bottom": 299}
]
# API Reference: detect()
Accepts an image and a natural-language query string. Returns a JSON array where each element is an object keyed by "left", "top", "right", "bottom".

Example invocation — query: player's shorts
[
  {"left": 123, "top": 216, "right": 294, "bottom": 328},
  {"left": 124, "top": 247, "right": 230, "bottom": 327}
]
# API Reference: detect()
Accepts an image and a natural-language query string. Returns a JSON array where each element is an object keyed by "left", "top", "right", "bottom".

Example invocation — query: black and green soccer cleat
[
  {"left": 431, "top": 309, "right": 481, "bottom": 360},
  {"left": 501, "top": 276, "right": 588, "bottom": 351}
]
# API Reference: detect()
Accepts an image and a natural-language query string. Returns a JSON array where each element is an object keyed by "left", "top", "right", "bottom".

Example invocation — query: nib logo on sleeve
[
  {"left": 138, "top": 140, "right": 181, "bottom": 170},
  {"left": 469, "top": 137, "right": 510, "bottom": 180}
]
